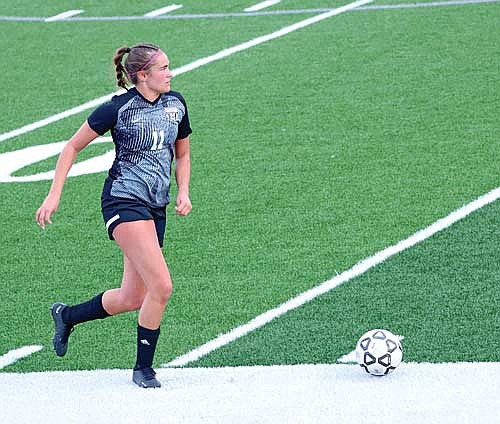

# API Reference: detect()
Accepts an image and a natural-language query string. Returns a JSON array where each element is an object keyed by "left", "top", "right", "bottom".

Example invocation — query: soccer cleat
[
  {"left": 133, "top": 367, "right": 162, "bottom": 388},
  {"left": 50, "top": 302, "right": 73, "bottom": 357}
]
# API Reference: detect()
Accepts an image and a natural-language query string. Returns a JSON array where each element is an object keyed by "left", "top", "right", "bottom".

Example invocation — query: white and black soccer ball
[{"left": 355, "top": 329, "right": 403, "bottom": 376}]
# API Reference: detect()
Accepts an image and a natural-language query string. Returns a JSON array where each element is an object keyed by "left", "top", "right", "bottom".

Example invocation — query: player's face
[{"left": 145, "top": 52, "right": 172, "bottom": 94}]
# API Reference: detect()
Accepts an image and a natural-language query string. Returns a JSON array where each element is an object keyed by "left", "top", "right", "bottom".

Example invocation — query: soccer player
[{"left": 36, "top": 43, "right": 192, "bottom": 388}]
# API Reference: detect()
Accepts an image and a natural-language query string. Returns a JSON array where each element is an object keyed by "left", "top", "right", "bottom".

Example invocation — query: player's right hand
[{"left": 36, "top": 195, "right": 60, "bottom": 229}]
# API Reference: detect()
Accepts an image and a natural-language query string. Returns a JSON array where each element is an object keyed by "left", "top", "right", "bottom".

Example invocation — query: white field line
[
  {"left": 170, "top": 0, "right": 372, "bottom": 74},
  {"left": 44, "top": 10, "right": 84, "bottom": 22},
  {"left": 144, "top": 4, "right": 183, "bottom": 17},
  {"left": 0, "top": 0, "right": 372, "bottom": 144},
  {"left": 0, "top": 345, "right": 43, "bottom": 369},
  {"left": 337, "top": 350, "right": 357, "bottom": 364},
  {"left": 1, "top": 363, "right": 500, "bottom": 424},
  {"left": 164, "top": 187, "right": 500, "bottom": 367},
  {"left": 0, "top": 92, "right": 125, "bottom": 143},
  {"left": 356, "top": 0, "right": 500, "bottom": 9},
  {"left": 1, "top": 0, "right": 499, "bottom": 22},
  {"left": 244, "top": 0, "right": 282, "bottom": 12},
  {"left": 2, "top": 0, "right": 497, "bottom": 22}
]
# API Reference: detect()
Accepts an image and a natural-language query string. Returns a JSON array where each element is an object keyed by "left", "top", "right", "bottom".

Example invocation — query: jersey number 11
[{"left": 151, "top": 130, "right": 165, "bottom": 150}]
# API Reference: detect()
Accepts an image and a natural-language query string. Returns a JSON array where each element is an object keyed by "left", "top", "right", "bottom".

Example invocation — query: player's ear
[{"left": 136, "top": 70, "right": 148, "bottom": 82}]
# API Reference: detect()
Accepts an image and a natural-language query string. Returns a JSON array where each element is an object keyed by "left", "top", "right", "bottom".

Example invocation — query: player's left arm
[{"left": 174, "top": 136, "right": 192, "bottom": 216}]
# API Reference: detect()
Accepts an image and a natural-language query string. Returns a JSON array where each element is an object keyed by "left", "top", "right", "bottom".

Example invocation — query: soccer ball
[{"left": 355, "top": 329, "right": 403, "bottom": 376}]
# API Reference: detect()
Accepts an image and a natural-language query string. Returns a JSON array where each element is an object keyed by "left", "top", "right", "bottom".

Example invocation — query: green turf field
[{"left": 0, "top": 0, "right": 498, "bottom": 376}]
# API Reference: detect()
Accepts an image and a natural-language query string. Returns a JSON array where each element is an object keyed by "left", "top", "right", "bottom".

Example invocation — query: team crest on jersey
[{"left": 164, "top": 107, "right": 179, "bottom": 121}]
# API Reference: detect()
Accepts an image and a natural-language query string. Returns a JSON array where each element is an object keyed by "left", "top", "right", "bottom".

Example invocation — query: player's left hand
[{"left": 175, "top": 192, "right": 192, "bottom": 216}]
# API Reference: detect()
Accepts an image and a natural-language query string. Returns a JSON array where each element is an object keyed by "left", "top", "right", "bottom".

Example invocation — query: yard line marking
[
  {"left": 170, "top": 0, "right": 372, "bottom": 76},
  {"left": 0, "top": 345, "right": 43, "bottom": 369},
  {"left": 164, "top": 187, "right": 500, "bottom": 367},
  {"left": 44, "top": 10, "right": 84, "bottom": 22},
  {"left": 244, "top": 0, "right": 282, "bottom": 12},
  {"left": 357, "top": 0, "right": 500, "bottom": 9},
  {"left": 0, "top": 92, "right": 124, "bottom": 143},
  {"left": 0, "top": 0, "right": 372, "bottom": 144},
  {"left": 144, "top": 4, "right": 183, "bottom": 17},
  {"left": 1, "top": 0, "right": 499, "bottom": 22}
]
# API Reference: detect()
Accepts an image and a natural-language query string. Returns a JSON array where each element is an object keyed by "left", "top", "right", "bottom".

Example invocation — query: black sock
[
  {"left": 62, "top": 292, "right": 110, "bottom": 326},
  {"left": 134, "top": 325, "right": 160, "bottom": 370}
]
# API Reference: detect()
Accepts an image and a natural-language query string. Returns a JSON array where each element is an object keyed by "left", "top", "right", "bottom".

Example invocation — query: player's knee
[{"left": 150, "top": 280, "right": 172, "bottom": 305}]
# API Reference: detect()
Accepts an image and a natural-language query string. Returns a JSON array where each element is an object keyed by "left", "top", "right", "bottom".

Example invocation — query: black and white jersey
[{"left": 88, "top": 87, "right": 192, "bottom": 207}]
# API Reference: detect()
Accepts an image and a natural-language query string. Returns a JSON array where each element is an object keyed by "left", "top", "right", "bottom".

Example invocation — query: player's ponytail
[
  {"left": 113, "top": 43, "right": 161, "bottom": 89},
  {"left": 114, "top": 47, "right": 132, "bottom": 89}
]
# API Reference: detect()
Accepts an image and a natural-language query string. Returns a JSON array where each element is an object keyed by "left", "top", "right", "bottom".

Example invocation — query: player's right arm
[{"left": 36, "top": 121, "right": 100, "bottom": 229}]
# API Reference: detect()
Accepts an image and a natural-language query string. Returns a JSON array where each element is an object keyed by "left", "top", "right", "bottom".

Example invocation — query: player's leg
[
  {"left": 50, "top": 254, "right": 147, "bottom": 357},
  {"left": 51, "top": 196, "right": 165, "bottom": 359},
  {"left": 102, "top": 255, "right": 147, "bottom": 315},
  {"left": 112, "top": 219, "right": 172, "bottom": 388},
  {"left": 113, "top": 220, "right": 172, "bottom": 327},
  {"left": 51, "top": 292, "right": 111, "bottom": 357}
]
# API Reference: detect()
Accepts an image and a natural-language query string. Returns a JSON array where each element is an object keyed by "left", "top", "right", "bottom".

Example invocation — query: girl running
[{"left": 36, "top": 43, "right": 192, "bottom": 388}]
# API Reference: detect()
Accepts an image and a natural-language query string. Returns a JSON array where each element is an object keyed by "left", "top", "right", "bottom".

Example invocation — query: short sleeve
[
  {"left": 87, "top": 101, "right": 119, "bottom": 136},
  {"left": 176, "top": 94, "right": 192, "bottom": 140}
]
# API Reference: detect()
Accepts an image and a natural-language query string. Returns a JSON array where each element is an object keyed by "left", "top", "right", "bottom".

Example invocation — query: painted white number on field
[
  {"left": 151, "top": 130, "right": 165, "bottom": 150},
  {"left": 0, "top": 137, "right": 114, "bottom": 183}
]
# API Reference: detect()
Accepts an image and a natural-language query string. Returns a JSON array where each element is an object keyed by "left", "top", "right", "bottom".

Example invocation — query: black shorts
[{"left": 101, "top": 179, "right": 167, "bottom": 248}]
